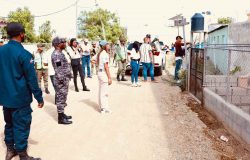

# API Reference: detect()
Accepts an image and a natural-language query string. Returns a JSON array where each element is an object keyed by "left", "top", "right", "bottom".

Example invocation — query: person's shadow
[
  {"left": 81, "top": 99, "right": 100, "bottom": 112},
  {"left": 44, "top": 94, "right": 55, "bottom": 104},
  {"left": 44, "top": 104, "right": 57, "bottom": 121}
]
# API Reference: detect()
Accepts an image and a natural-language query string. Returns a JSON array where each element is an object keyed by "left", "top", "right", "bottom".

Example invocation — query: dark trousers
[
  {"left": 72, "top": 63, "right": 87, "bottom": 90},
  {"left": 3, "top": 106, "right": 32, "bottom": 152}
]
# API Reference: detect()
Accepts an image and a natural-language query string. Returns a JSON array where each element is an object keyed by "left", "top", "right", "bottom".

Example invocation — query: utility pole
[
  {"left": 76, "top": 0, "right": 78, "bottom": 38},
  {"left": 95, "top": 0, "right": 106, "bottom": 40}
]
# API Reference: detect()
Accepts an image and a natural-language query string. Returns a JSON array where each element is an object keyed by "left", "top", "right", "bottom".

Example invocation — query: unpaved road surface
[{"left": 0, "top": 66, "right": 230, "bottom": 160}]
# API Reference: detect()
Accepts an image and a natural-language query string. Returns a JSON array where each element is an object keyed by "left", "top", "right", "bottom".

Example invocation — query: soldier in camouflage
[{"left": 51, "top": 37, "right": 72, "bottom": 125}]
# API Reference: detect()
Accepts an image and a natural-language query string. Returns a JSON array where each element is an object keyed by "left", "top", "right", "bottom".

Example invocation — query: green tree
[
  {"left": 78, "top": 8, "right": 126, "bottom": 43},
  {"left": 37, "top": 20, "right": 54, "bottom": 43},
  {"left": 217, "top": 17, "right": 232, "bottom": 24},
  {"left": 7, "top": 7, "right": 36, "bottom": 42}
]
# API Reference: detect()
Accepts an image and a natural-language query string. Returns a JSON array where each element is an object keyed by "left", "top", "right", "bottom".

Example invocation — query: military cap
[
  {"left": 52, "top": 37, "right": 66, "bottom": 47},
  {"left": 6, "top": 22, "right": 25, "bottom": 37}
]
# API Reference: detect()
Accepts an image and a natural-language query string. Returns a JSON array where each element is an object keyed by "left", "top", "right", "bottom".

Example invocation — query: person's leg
[
  {"left": 78, "top": 64, "right": 90, "bottom": 91},
  {"left": 86, "top": 55, "right": 91, "bottom": 77},
  {"left": 56, "top": 79, "right": 72, "bottom": 124},
  {"left": 131, "top": 61, "right": 135, "bottom": 83},
  {"left": 121, "top": 62, "right": 127, "bottom": 81},
  {"left": 72, "top": 65, "right": 79, "bottom": 92},
  {"left": 174, "top": 59, "right": 182, "bottom": 80},
  {"left": 117, "top": 61, "right": 122, "bottom": 80},
  {"left": 135, "top": 62, "right": 140, "bottom": 83},
  {"left": 36, "top": 70, "right": 42, "bottom": 89},
  {"left": 142, "top": 63, "right": 148, "bottom": 81},
  {"left": 43, "top": 70, "right": 50, "bottom": 94},
  {"left": 12, "top": 106, "right": 41, "bottom": 159},
  {"left": 100, "top": 81, "right": 109, "bottom": 112},
  {"left": 3, "top": 108, "right": 14, "bottom": 147},
  {"left": 81, "top": 57, "right": 86, "bottom": 77},
  {"left": 12, "top": 106, "right": 32, "bottom": 152},
  {"left": 149, "top": 63, "right": 155, "bottom": 81}
]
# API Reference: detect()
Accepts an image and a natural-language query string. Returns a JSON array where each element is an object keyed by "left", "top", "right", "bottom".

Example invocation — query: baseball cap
[
  {"left": 7, "top": 22, "right": 25, "bottom": 37},
  {"left": 99, "top": 40, "right": 108, "bottom": 46},
  {"left": 176, "top": 36, "right": 183, "bottom": 40}
]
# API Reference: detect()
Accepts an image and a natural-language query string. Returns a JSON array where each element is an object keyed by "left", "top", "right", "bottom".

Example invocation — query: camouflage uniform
[{"left": 51, "top": 49, "right": 71, "bottom": 113}]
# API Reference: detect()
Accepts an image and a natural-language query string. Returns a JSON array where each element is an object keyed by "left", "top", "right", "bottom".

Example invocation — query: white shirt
[
  {"left": 81, "top": 43, "right": 91, "bottom": 56},
  {"left": 67, "top": 46, "right": 81, "bottom": 59},
  {"left": 140, "top": 43, "right": 152, "bottom": 63},
  {"left": 98, "top": 50, "right": 109, "bottom": 70},
  {"left": 130, "top": 48, "right": 140, "bottom": 60},
  {"left": 46, "top": 48, "right": 55, "bottom": 76}
]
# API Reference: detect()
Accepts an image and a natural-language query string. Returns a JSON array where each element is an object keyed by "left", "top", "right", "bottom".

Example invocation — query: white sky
[{"left": 0, "top": 0, "right": 250, "bottom": 44}]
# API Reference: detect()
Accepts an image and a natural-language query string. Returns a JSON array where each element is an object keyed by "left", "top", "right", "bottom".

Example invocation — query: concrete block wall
[
  {"left": 204, "top": 87, "right": 250, "bottom": 146},
  {"left": 205, "top": 75, "right": 238, "bottom": 87}
]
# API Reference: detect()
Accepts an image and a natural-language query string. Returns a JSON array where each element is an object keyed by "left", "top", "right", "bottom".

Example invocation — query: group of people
[
  {"left": 0, "top": 22, "right": 113, "bottom": 160},
  {"left": 0, "top": 21, "right": 187, "bottom": 160}
]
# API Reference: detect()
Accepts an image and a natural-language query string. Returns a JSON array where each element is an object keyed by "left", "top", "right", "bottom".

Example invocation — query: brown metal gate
[{"left": 189, "top": 48, "right": 204, "bottom": 102}]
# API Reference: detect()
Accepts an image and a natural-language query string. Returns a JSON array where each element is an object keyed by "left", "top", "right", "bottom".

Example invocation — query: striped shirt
[{"left": 140, "top": 43, "right": 152, "bottom": 63}]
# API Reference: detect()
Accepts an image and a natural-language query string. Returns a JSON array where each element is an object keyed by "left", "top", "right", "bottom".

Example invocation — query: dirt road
[{"left": 0, "top": 66, "right": 219, "bottom": 160}]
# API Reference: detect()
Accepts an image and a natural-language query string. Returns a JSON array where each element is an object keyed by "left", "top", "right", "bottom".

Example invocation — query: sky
[{"left": 0, "top": 0, "right": 250, "bottom": 45}]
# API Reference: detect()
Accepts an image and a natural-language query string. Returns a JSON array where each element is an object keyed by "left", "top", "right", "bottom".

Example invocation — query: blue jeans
[
  {"left": 131, "top": 60, "right": 140, "bottom": 83},
  {"left": 142, "top": 62, "right": 154, "bottom": 81},
  {"left": 81, "top": 55, "right": 91, "bottom": 77},
  {"left": 175, "top": 59, "right": 182, "bottom": 80},
  {"left": 3, "top": 106, "right": 32, "bottom": 152}
]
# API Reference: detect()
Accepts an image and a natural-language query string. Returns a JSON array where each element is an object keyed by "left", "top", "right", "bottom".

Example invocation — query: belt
[{"left": 131, "top": 59, "right": 140, "bottom": 61}]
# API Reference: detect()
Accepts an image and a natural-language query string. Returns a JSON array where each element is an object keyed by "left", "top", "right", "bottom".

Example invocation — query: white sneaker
[
  {"left": 136, "top": 82, "right": 141, "bottom": 87},
  {"left": 176, "top": 80, "right": 181, "bottom": 83},
  {"left": 131, "top": 83, "right": 136, "bottom": 87},
  {"left": 101, "top": 108, "right": 112, "bottom": 114}
]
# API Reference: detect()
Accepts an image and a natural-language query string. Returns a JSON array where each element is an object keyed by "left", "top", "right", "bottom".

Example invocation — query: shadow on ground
[
  {"left": 81, "top": 99, "right": 100, "bottom": 113},
  {"left": 44, "top": 104, "right": 57, "bottom": 122}
]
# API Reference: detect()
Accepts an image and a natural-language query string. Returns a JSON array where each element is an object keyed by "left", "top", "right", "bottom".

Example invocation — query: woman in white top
[
  {"left": 96, "top": 40, "right": 112, "bottom": 113},
  {"left": 130, "top": 41, "right": 141, "bottom": 87},
  {"left": 68, "top": 38, "right": 90, "bottom": 92}
]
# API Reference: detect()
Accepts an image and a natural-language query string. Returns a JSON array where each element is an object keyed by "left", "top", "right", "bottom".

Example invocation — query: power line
[
  {"left": 1, "top": 0, "right": 80, "bottom": 19},
  {"left": 34, "top": 0, "right": 79, "bottom": 18}
]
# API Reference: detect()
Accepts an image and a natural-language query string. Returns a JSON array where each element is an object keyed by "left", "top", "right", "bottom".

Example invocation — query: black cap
[
  {"left": 7, "top": 22, "right": 25, "bottom": 37},
  {"left": 176, "top": 35, "right": 183, "bottom": 40},
  {"left": 146, "top": 34, "right": 151, "bottom": 38}
]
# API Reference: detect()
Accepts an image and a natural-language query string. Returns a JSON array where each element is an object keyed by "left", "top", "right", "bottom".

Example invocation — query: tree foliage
[
  {"left": 78, "top": 8, "right": 126, "bottom": 43},
  {"left": 37, "top": 20, "right": 54, "bottom": 43},
  {"left": 7, "top": 7, "right": 36, "bottom": 42},
  {"left": 218, "top": 17, "right": 232, "bottom": 24}
]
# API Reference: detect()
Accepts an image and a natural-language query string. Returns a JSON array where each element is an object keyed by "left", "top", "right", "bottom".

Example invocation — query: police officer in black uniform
[{"left": 0, "top": 22, "right": 44, "bottom": 160}]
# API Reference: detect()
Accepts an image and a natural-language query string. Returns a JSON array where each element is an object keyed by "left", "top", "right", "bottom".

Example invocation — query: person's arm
[
  {"left": 20, "top": 51, "right": 44, "bottom": 107},
  {"left": 104, "top": 62, "right": 112, "bottom": 85}
]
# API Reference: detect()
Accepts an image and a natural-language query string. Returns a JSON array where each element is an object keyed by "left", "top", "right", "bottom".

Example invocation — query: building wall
[
  {"left": 228, "top": 22, "right": 250, "bottom": 76},
  {"left": 207, "top": 27, "right": 229, "bottom": 75}
]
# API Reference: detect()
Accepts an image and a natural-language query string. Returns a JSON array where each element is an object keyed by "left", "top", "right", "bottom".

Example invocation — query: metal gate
[{"left": 189, "top": 48, "right": 204, "bottom": 102}]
